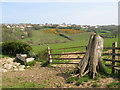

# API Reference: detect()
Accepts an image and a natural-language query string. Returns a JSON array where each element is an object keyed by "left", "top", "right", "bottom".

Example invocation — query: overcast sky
[{"left": 1, "top": 0, "right": 119, "bottom": 25}]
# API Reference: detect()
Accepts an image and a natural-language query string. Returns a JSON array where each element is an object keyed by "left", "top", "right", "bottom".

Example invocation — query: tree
[
  {"left": 72, "top": 34, "right": 107, "bottom": 78},
  {"left": 111, "top": 30, "right": 118, "bottom": 38},
  {"left": 25, "top": 28, "right": 32, "bottom": 37}
]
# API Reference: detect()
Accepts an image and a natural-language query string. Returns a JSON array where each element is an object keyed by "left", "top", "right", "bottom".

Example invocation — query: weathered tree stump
[{"left": 72, "top": 34, "right": 107, "bottom": 78}]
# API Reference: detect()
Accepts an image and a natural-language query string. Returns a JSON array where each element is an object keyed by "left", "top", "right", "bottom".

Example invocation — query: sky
[{"left": 1, "top": 0, "right": 119, "bottom": 25}]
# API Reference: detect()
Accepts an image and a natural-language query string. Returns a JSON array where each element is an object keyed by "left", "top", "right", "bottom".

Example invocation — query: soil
[{"left": 2, "top": 62, "right": 120, "bottom": 88}]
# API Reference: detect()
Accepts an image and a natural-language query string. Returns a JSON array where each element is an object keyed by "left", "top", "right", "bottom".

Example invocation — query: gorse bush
[{"left": 2, "top": 41, "right": 32, "bottom": 56}]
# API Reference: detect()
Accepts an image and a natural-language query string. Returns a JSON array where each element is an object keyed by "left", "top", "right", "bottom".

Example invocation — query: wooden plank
[
  {"left": 103, "top": 59, "right": 120, "bottom": 62},
  {"left": 51, "top": 58, "right": 82, "bottom": 60},
  {"left": 51, "top": 46, "right": 87, "bottom": 50},
  {"left": 47, "top": 47, "right": 52, "bottom": 63},
  {"left": 105, "top": 64, "right": 120, "bottom": 67},
  {"left": 50, "top": 52, "right": 86, "bottom": 55},
  {"left": 52, "top": 62, "right": 78, "bottom": 64},
  {"left": 114, "top": 67, "right": 120, "bottom": 70},
  {"left": 103, "top": 47, "right": 120, "bottom": 49},
  {"left": 112, "top": 42, "right": 117, "bottom": 73},
  {"left": 103, "top": 53, "right": 120, "bottom": 56}
]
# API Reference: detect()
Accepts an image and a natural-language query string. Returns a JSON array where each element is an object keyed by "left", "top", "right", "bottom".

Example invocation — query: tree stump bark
[{"left": 72, "top": 34, "right": 107, "bottom": 78}]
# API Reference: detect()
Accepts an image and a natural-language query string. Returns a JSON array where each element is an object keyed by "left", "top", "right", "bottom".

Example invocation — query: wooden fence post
[
  {"left": 86, "top": 46, "right": 88, "bottom": 51},
  {"left": 112, "top": 42, "right": 117, "bottom": 73},
  {"left": 47, "top": 47, "right": 52, "bottom": 64}
]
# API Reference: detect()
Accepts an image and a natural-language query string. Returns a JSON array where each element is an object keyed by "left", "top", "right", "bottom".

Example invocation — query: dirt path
[
  {"left": 2, "top": 62, "right": 120, "bottom": 88},
  {"left": 2, "top": 62, "right": 76, "bottom": 88}
]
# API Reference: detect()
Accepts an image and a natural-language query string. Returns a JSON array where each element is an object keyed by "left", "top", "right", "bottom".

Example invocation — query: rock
[
  {"left": 14, "top": 63, "right": 20, "bottom": 66},
  {"left": 19, "top": 65, "right": 25, "bottom": 71},
  {"left": 7, "top": 58, "right": 14, "bottom": 62},
  {"left": 2, "top": 69, "right": 7, "bottom": 72},
  {"left": 13, "top": 66, "right": 17, "bottom": 68},
  {"left": 27, "top": 66, "right": 30, "bottom": 68},
  {"left": 19, "top": 68, "right": 25, "bottom": 71},
  {"left": 26, "top": 58, "right": 34, "bottom": 63},
  {"left": 4, "top": 64, "right": 12, "bottom": 69},
  {"left": 14, "top": 68, "right": 18, "bottom": 71},
  {"left": 21, "top": 54, "right": 27, "bottom": 58}
]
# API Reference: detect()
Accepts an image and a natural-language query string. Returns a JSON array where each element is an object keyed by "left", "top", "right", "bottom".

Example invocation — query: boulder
[
  {"left": 26, "top": 58, "right": 34, "bottom": 63},
  {"left": 4, "top": 64, "right": 12, "bottom": 69},
  {"left": 14, "top": 68, "right": 18, "bottom": 71},
  {"left": 14, "top": 63, "right": 20, "bottom": 66},
  {"left": 13, "top": 66, "right": 17, "bottom": 68},
  {"left": 19, "top": 65, "right": 25, "bottom": 71},
  {"left": 27, "top": 66, "right": 30, "bottom": 68},
  {"left": 21, "top": 54, "right": 27, "bottom": 58},
  {"left": 7, "top": 58, "right": 14, "bottom": 63},
  {"left": 2, "top": 69, "right": 7, "bottom": 72}
]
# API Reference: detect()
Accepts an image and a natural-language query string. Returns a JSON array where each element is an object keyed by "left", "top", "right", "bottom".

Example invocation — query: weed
[
  {"left": 41, "top": 60, "right": 49, "bottom": 67},
  {"left": 107, "top": 82, "right": 120, "bottom": 88},
  {"left": 56, "top": 83, "right": 62, "bottom": 88},
  {"left": 91, "top": 82, "right": 101, "bottom": 87},
  {"left": 25, "top": 60, "right": 36, "bottom": 66},
  {"left": 83, "top": 77, "right": 89, "bottom": 82},
  {"left": 76, "top": 79, "right": 83, "bottom": 86},
  {"left": 39, "top": 84, "right": 46, "bottom": 88},
  {"left": 93, "top": 77, "right": 100, "bottom": 81},
  {"left": 87, "top": 83, "right": 91, "bottom": 86},
  {"left": 10, "top": 81, "right": 36, "bottom": 88},
  {"left": 43, "top": 80, "right": 47, "bottom": 83},
  {"left": 15, "top": 77, "right": 24, "bottom": 80},
  {"left": 66, "top": 77, "right": 75, "bottom": 83}
]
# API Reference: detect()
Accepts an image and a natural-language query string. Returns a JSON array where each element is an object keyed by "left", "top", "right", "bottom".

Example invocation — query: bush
[
  {"left": 66, "top": 77, "right": 75, "bottom": 83},
  {"left": 2, "top": 41, "right": 32, "bottom": 56},
  {"left": 36, "top": 50, "right": 48, "bottom": 62},
  {"left": 25, "top": 61, "right": 36, "bottom": 66},
  {"left": 41, "top": 60, "right": 49, "bottom": 67},
  {"left": 76, "top": 79, "right": 83, "bottom": 86}
]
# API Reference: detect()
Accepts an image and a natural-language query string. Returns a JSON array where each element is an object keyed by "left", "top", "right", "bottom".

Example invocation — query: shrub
[
  {"left": 76, "top": 79, "right": 83, "bottom": 86},
  {"left": 41, "top": 60, "right": 49, "bottom": 67},
  {"left": 66, "top": 77, "right": 75, "bottom": 83},
  {"left": 25, "top": 61, "right": 36, "bottom": 66},
  {"left": 36, "top": 50, "right": 48, "bottom": 62},
  {"left": 91, "top": 82, "right": 101, "bottom": 87},
  {"left": 107, "top": 82, "right": 119, "bottom": 88},
  {"left": 2, "top": 41, "right": 32, "bottom": 56}
]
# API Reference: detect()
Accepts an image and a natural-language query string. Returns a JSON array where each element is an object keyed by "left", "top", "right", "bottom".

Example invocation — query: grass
[
  {"left": 76, "top": 79, "right": 83, "bottom": 86},
  {"left": 39, "top": 84, "right": 46, "bottom": 88},
  {"left": 107, "top": 82, "right": 120, "bottom": 88},
  {"left": 21, "top": 30, "right": 69, "bottom": 45},
  {"left": 91, "top": 82, "right": 101, "bottom": 87},
  {"left": 66, "top": 77, "right": 76, "bottom": 83},
  {"left": 9, "top": 81, "right": 36, "bottom": 88}
]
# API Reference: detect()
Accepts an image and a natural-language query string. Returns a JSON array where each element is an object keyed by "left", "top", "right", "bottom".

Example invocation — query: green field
[
  {"left": 21, "top": 30, "right": 69, "bottom": 45},
  {"left": 20, "top": 29, "right": 118, "bottom": 54}
]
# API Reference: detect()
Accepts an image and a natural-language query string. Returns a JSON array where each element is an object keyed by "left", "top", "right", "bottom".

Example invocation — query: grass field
[
  {"left": 30, "top": 30, "right": 118, "bottom": 54},
  {"left": 21, "top": 30, "right": 69, "bottom": 45}
]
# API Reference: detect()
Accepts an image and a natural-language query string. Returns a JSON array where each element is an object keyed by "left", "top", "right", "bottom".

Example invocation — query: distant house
[
  {"left": 20, "top": 26, "right": 24, "bottom": 28},
  {"left": 26, "top": 25, "right": 32, "bottom": 27},
  {"left": 21, "top": 29, "right": 24, "bottom": 31},
  {"left": 21, "top": 35, "right": 25, "bottom": 39},
  {"left": 7, "top": 25, "right": 11, "bottom": 28},
  {"left": 16, "top": 25, "right": 19, "bottom": 28}
]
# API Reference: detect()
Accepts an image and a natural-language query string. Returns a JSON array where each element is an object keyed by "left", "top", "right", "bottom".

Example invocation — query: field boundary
[{"left": 47, "top": 42, "right": 120, "bottom": 74}]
